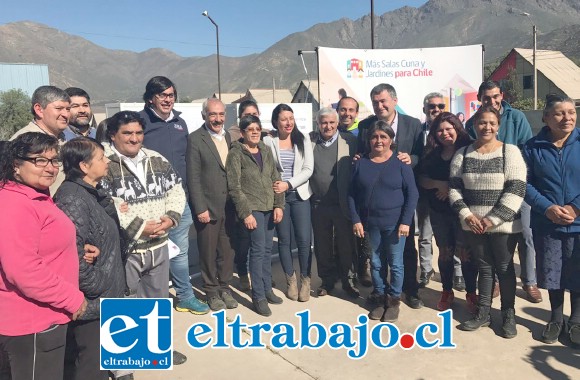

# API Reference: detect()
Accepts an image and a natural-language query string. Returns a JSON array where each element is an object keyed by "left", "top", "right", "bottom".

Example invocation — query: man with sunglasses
[{"left": 465, "top": 80, "right": 541, "bottom": 304}]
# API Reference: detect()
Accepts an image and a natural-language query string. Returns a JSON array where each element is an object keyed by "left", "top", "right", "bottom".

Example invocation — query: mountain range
[{"left": 0, "top": 0, "right": 579, "bottom": 105}]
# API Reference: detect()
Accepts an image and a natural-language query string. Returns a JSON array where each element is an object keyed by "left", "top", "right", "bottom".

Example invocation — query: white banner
[{"left": 318, "top": 45, "right": 483, "bottom": 122}]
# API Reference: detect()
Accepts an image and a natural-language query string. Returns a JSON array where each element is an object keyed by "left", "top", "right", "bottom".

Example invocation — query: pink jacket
[{"left": 0, "top": 181, "right": 84, "bottom": 336}]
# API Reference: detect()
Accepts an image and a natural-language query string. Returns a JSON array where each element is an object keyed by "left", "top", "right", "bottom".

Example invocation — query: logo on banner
[
  {"left": 346, "top": 58, "right": 364, "bottom": 79},
  {"left": 100, "top": 298, "right": 173, "bottom": 370}
]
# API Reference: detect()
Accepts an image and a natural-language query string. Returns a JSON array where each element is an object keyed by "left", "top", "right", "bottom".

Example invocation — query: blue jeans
[
  {"left": 248, "top": 211, "right": 275, "bottom": 301},
  {"left": 168, "top": 202, "right": 195, "bottom": 302},
  {"left": 518, "top": 201, "right": 537, "bottom": 286},
  {"left": 276, "top": 192, "right": 312, "bottom": 277},
  {"left": 367, "top": 225, "right": 406, "bottom": 298}
]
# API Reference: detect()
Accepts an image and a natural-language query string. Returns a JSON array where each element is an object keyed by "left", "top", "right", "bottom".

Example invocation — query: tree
[{"left": 0, "top": 89, "right": 31, "bottom": 140}]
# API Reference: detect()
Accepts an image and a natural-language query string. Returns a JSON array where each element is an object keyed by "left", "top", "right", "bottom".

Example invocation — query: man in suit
[
  {"left": 186, "top": 98, "right": 238, "bottom": 311},
  {"left": 357, "top": 83, "right": 425, "bottom": 309},
  {"left": 310, "top": 107, "right": 359, "bottom": 298}
]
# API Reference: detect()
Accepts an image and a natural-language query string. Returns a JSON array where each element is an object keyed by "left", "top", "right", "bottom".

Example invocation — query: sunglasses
[{"left": 427, "top": 104, "right": 446, "bottom": 110}]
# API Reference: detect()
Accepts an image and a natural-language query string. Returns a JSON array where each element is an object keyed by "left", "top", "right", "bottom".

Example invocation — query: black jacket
[{"left": 54, "top": 178, "right": 125, "bottom": 320}]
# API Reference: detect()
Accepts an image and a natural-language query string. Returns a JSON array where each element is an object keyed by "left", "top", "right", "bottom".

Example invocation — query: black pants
[
  {"left": 0, "top": 324, "right": 67, "bottom": 380},
  {"left": 402, "top": 219, "right": 420, "bottom": 296},
  {"left": 64, "top": 319, "right": 107, "bottom": 380},
  {"left": 464, "top": 232, "right": 519, "bottom": 310}
]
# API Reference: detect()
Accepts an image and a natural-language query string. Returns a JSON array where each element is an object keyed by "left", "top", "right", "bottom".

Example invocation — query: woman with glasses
[
  {"left": 54, "top": 137, "right": 125, "bottom": 379},
  {"left": 523, "top": 94, "right": 580, "bottom": 345},
  {"left": 265, "top": 104, "right": 314, "bottom": 302},
  {"left": 226, "top": 115, "right": 285, "bottom": 316},
  {"left": 0, "top": 132, "right": 87, "bottom": 380}
]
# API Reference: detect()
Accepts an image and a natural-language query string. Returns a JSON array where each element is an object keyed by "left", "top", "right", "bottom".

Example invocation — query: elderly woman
[
  {"left": 523, "top": 94, "right": 580, "bottom": 345},
  {"left": 449, "top": 106, "right": 527, "bottom": 338},
  {"left": 418, "top": 112, "right": 478, "bottom": 313},
  {"left": 349, "top": 120, "right": 418, "bottom": 323},
  {"left": 226, "top": 115, "right": 285, "bottom": 317},
  {"left": 265, "top": 104, "right": 314, "bottom": 302},
  {"left": 0, "top": 133, "right": 86, "bottom": 380},
  {"left": 54, "top": 137, "right": 126, "bottom": 380}
]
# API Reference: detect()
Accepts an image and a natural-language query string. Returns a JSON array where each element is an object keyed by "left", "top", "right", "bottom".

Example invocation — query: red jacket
[{"left": 0, "top": 181, "right": 84, "bottom": 336}]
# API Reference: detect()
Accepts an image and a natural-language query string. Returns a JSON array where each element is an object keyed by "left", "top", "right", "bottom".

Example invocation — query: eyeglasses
[
  {"left": 155, "top": 92, "right": 175, "bottom": 101},
  {"left": 18, "top": 156, "right": 62, "bottom": 167},
  {"left": 427, "top": 104, "right": 446, "bottom": 110}
]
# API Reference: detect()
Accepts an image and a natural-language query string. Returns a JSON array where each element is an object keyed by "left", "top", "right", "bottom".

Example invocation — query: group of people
[{"left": 0, "top": 77, "right": 578, "bottom": 380}]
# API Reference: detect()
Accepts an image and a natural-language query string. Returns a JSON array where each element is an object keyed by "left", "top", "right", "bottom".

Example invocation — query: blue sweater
[
  {"left": 466, "top": 101, "right": 532, "bottom": 149},
  {"left": 348, "top": 155, "right": 418, "bottom": 228},
  {"left": 523, "top": 126, "right": 580, "bottom": 233}
]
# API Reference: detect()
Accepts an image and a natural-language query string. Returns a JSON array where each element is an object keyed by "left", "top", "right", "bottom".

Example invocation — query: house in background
[
  {"left": 489, "top": 48, "right": 580, "bottom": 105},
  {"left": 292, "top": 80, "right": 319, "bottom": 119}
]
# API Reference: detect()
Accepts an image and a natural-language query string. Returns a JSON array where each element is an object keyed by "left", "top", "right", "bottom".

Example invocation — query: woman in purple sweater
[{"left": 349, "top": 120, "right": 418, "bottom": 323}]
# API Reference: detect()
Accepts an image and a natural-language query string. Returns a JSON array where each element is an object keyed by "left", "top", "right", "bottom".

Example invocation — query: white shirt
[
  {"left": 110, "top": 144, "right": 148, "bottom": 188},
  {"left": 205, "top": 124, "right": 227, "bottom": 141}
]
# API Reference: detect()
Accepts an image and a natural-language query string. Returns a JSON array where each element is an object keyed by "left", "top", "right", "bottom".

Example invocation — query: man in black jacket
[{"left": 357, "top": 83, "right": 425, "bottom": 309}]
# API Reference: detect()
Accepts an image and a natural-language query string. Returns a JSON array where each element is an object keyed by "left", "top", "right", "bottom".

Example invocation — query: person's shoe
[
  {"left": 437, "top": 290, "right": 454, "bottom": 311},
  {"left": 298, "top": 275, "right": 311, "bottom": 302},
  {"left": 175, "top": 296, "right": 210, "bottom": 315},
  {"left": 492, "top": 281, "right": 500, "bottom": 298},
  {"left": 358, "top": 259, "right": 373, "bottom": 287},
  {"left": 367, "top": 291, "right": 385, "bottom": 305},
  {"left": 523, "top": 284, "right": 543, "bottom": 303},
  {"left": 368, "top": 305, "right": 385, "bottom": 320},
  {"left": 239, "top": 274, "right": 251, "bottom": 291},
  {"left": 541, "top": 321, "right": 563, "bottom": 344},
  {"left": 381, "top": 295, "right": 401, "bottom": 323},
  {"left": 342, "top": 283, "right": 360, "bottom": 298},
  {"left": 453, "top": 276, "right": 466, "bottom": 292},
  {"left": 405, "top": 292, "right": 424, "bottom": 309},
  {"left": 501, "top": 308, "right": 517, "bottom": 339},
  {"left": 285, "top": 272, "right": 299, "bottom": 301},
  {"left": 465, "top": 292, "right": 479, "bottom": 314},
  {"left": 253, "top": 298, "right": 272, "bottom": 317},
  {"left": 419, "top": 269, "right": 435, "bottom": 288},
  {"left": 220, "top": 290, "right": 238, "bottom": 309},
  {"left": 206, "top": 295, "right": 226, "bottom": 311},
  {"left": 317, "top": 283, "right": 333, "bottom": 297},
  {"left": 569, "top": 322, "right": 580, "bottom": 346},
  {"left": 461, "top": 306, "right": 491, "bottom": 331},
  {"left": 265, "top": 291, "right": 283, "bottom": 304},
  {"left": 173, "top": 350, "right": 187, "bottom": 365}
]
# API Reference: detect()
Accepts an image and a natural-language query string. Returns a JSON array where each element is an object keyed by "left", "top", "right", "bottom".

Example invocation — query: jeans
[
  {"left": 168, "top": 202, "right": 195, "bottom": 302},
  {"left": 518, "top": 201, "right": 537, "bottom": 286},
  {"left": 248, "top": 211, "right": 276, "bottom": 301},
  {"left": 464, "top": 232, "right": 519, "bottom": 310},
  {"left": 367, "top": 225, "right": 406, "bottom": 298},
  {"left": 416, "top": 196, "right": 434, "bottom": 275},
  {"left": 234, "top": 220, "right": 250, "bottom": 276},
  {"left": 276, "top": 191, "right": 312, "bottom": 277},
  {"left": 430, "top": 210, "right": 477, "bottom": 293}
]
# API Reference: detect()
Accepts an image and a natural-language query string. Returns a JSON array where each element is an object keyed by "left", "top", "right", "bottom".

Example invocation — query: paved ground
[{"left": 136, "top": 241, "right": 580, "bottom": 380}]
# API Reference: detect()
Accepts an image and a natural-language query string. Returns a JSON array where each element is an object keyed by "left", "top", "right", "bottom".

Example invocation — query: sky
[{"left": 0, "top": 0, "right": 427, "bottom": 58}]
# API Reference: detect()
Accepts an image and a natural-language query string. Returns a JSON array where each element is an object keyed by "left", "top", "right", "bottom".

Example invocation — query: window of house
[{"left": 523, "top": 75, "right": 533, "bottom": 90}]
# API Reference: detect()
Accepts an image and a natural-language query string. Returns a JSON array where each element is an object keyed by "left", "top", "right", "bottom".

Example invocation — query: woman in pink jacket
[{"left": 0, "top": 133, "right": 86, "bottom": 380}]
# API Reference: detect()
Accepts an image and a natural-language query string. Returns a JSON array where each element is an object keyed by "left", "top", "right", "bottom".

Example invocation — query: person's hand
[
  {"left": 141, "top": 219, "right": 161, "bottom": 238},
  {"left": 480, "top": 217, "right": 494, "bottom": 233},
  {"left": 465, "top": 214, "right": 484, "bottom": 234},
  {"left": 398, "top": 224, "right": 410, "bottom": 238},
  {"left": 397, "top": 152, "right": 412, "bottom": 165},
  {"left": 273, "top": 208, "right": 283, "bottom": 223},
  {"left": 353, "top": 222, "right": 365, "bottom": 238},
  {"left": 148, "top": 216, "right": 174, "bottom": 238},
  {"left": 83, "top": 244, "right": 100, "bottom": 264},
  {"left": 273, "top": 181, "right": 289, "bottom": 194},
  {"left": 119, "top": 202, "right": 129, "bottom": 213},
  {"left": 244, "top": 214, "right": 257, "bottom": 230},
  {"left": 72, "top": 298, "right": 88, "bottom": 321},
  {"left": 353, "top": 153, "right": 361, "bottom": 162},
  {"left": 197, "top": 210, "right": 211, "bottom": 224},
  {"left": 546, "top": 205, "right": 575, "bottom": 225},
  {"left": 563, "top": 205, "right": 580, "bottom": 221},
  {"left": 435, "top": 183, "right": 449, "bottom": 201}
]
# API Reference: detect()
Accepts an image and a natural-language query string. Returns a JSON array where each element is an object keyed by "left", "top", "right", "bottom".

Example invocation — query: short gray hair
[
  {"left": 423, "top": 92, "right": 444, "bottom": 105},
  {"left": 201, "top": 97, "right": 224, "bottom": 116},
  {"left": 31, "top": 86, "right": 70, "bottom": 118},
  {"left": 317, "top": 107, "right": 338, "bottom": 123}
]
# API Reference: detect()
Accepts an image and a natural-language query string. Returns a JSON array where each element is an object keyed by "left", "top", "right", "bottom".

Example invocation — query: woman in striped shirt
[{"left": 449, "top": 106, "right": 527, "bottom": 339}]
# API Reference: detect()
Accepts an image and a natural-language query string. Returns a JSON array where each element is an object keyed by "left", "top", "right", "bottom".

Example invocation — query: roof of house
[
  {"left": 514, "top": 48, "right": 580, "bottom": 100},
  {"left": 244, "top": 88, "right": 293, "bottom": 104},
  {"left": 291, "top": 80, "right": 319, "bottom": 103}
]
